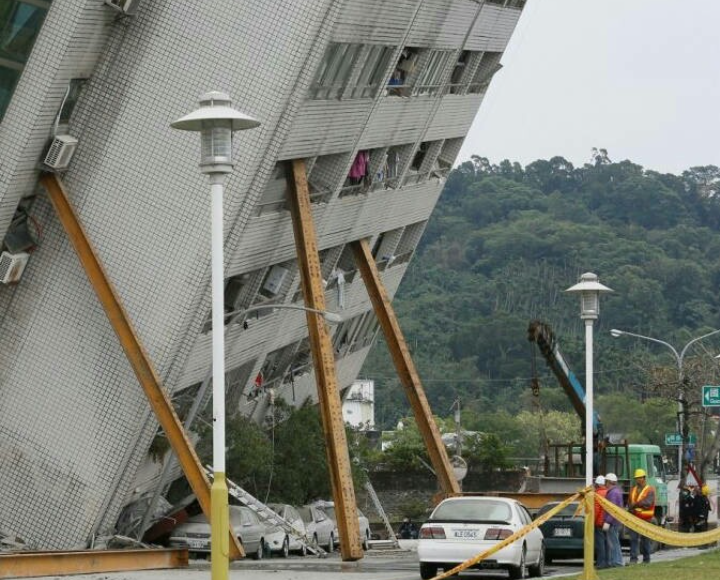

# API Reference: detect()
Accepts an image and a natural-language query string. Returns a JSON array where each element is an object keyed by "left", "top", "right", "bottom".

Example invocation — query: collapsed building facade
[{"left": 0, "top": 0, "right": 525, "bottom": 550}]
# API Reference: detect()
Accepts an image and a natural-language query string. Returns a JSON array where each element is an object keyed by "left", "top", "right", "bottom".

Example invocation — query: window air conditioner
[
  {"left": 0, "top": 252, "right": 30, "bottom": 285},
  {"left": 104, "top": 0, "right": 139, "bottom": 15},
  {"left": 43, "top": 135, "right": 79, "bottom": 171},
  {"left": 262, "top": 265, "right": 289, "bottom": 296}
]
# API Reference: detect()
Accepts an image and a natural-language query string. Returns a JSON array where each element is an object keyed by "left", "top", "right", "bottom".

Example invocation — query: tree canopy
[{"left": 362, "top": 157, "right": 720, "bottom": 464}]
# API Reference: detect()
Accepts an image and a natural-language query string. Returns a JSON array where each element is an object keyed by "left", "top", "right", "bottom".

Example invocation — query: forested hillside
[{"left": 362, "top": 157, "right": 720, "bottom": 450}]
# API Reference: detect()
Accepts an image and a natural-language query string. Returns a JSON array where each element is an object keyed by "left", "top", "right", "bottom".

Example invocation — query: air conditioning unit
[
  {"left": 0, "top": 251, "right": 30, "bottom": 285},
  {"left": 104, "top": 0, "right": 139, "bottom": 15},
  {"left": 43, "top": 135, "right": 78, "bottom": 171},
  {"left": 262, "top": 265, "right": 289, "bottom": 296}
]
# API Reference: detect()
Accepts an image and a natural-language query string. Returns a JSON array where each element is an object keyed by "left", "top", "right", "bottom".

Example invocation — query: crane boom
[{"left": 528, "top": 320, "right": 602, "bottom": 437}]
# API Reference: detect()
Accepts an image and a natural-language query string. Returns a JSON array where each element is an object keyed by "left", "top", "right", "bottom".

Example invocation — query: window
[
  {"left": 57, "top": 78, "right": 87, "bottom": 127},
  {"left": 0, "top": 1, "right": 52, "bottom": 121},
  {"left": 310, "top": 42, "right": 362, "bottom": 99},
  {"left": 386, "top": 47, "right": 419, "bottom": 97},
  {"left": 413, "top": 50, "right": 454, "bottom": 96},
  {"left": 351, "top": 45, "right": 394, "bottom": 99}
]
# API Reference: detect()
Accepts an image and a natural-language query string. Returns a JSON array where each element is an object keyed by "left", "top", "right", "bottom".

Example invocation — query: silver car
[
  {"left": 266, "top": 503, "right": 309, "bottom": 557},
  {"left": 168, "top": 505, "right": 276, "bottom": 560},
  {"left": 313, "top": 501, "right": 371, "bottom": 550},
  {"left": 299, "top": 504, "right": 337, "bottom": 551}
]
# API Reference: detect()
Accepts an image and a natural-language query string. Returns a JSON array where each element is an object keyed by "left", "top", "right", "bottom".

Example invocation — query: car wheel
[
  {"left": 528, "top": 544, "right": 545, "bottom": 577},
  {"left": 327, "top": 533, "right": 335, "bottom": 553},
  {"left": 251, "top": 540, "right": 264, "bottom": 560},
  {"left": 281, "top": 536, "right": 290, "bottom": 558},
  {"left": 362, "top": 531, "right": 370, "bottom": 551},
  {"left": 508, "top": 545, "right": 526, "bottom": 579},
  {"left": 311, "top": 534, "right": 319, "bottom": 550},
  {"left": 420, "top": 562, "right": 437, "bottom": 580}
]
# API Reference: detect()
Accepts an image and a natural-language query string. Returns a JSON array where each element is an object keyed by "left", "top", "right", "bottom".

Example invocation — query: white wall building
[
  {"left": 342, "top": 379, "right": 375, "bottom": 430},
  {"left": 0, "top": 0, "right": 526, "bottom": 549}
]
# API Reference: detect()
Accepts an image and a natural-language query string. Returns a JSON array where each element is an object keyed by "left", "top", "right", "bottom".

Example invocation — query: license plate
[
  {"left": 452, "top": 529, "right": 479, "bottom": 539},
  {"left": 187, "top": 539, "right": 208, "bottom": 549},
  {"left": 553, "top": 528, "right": 572, "bottom": 537}
]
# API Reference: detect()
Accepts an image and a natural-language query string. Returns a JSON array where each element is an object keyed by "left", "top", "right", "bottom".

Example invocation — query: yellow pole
[
  {"left": 211, "top": 473, "right": 230, "bottom": 580},
  {"left": 580, "top": 489, "right": 599, "bottom": 580}
]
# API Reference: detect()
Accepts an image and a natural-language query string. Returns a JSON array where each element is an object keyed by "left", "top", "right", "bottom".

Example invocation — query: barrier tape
[
  {"left": 428, "top": 489, "right": 586, "bottom": 580},
  {"left": 596, "top": 494, "right": 720, "bottom": 547}
]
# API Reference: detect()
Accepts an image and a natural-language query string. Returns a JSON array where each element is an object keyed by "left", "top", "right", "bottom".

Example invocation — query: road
[{"left": 30, "top": 543, "right": 711, "bottom": 580}]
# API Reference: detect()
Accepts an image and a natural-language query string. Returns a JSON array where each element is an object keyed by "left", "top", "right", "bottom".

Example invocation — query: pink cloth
[{"left": 348, "top": 151, "right": 369, "bottom": 180}]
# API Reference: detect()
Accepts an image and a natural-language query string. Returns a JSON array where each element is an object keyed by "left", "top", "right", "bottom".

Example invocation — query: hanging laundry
[{"left": 348, "top": 150, "right": 370, "bottom": 184}]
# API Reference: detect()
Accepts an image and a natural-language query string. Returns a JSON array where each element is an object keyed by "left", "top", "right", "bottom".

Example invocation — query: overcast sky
[{"left": 459, "top": 0, "right": 720, "bottom": 175}]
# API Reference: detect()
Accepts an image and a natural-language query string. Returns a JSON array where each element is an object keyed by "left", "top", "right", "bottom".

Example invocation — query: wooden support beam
[
  {"left": 351, "top": 239, "right": 460, "bottom": 496},
  {"left": 40, "top": 173, "right": 244, "bottom": 560},
  {"left": 0, "top": 548, "right": 188, "bottom": 579},
  {"left": 287, "top": 160, "right": 363, "bottom": 561}
]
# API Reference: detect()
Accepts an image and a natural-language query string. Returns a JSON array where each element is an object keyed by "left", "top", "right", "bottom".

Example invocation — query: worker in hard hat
[
  {"left": 627, "top": 468, "right": 656, "bottom": 564},
  {"left": 593, "top": 475, "right": 608, "bottom": 569},
  {"left": 694, "top": 484, "right": 711, "bottom": 533},
  {"left": 603, "top": 473, "right": 624, "bottom": 567}
]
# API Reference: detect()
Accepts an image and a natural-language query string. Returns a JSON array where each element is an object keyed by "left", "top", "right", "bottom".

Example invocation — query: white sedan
[{"left": 417, "top": 497, "right": 545, "bottom": 579}]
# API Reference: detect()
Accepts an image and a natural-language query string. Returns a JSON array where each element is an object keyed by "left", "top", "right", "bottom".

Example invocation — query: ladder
[
  {"left": 364, "top": 479, "right": 398, "bottom": 546},
  {"left": 204, "top": 467, "right": 324, "bottom": 556}
]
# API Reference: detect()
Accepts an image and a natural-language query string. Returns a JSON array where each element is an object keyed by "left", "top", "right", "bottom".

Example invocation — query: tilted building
[{"left": 0, "top": 0, "right": 525, "bottom": 549}]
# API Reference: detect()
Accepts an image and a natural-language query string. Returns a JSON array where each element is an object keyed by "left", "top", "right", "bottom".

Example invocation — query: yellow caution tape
[
  {"left": 428, "top": 489, "right": 586, "bottom": 580},
  {"left": 596, "top": 494, "right": 720, "bottom": 547}
]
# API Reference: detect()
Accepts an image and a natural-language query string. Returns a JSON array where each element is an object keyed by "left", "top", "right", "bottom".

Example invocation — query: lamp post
[
  {"left": 610, "top": 327, "right": 720, "bottom": 485},
  {"left": 171, "top": 92, "right": 259, "bottom": 580},
  {"left": 566, "top": 272, "right": 612, "bottom": 580}
]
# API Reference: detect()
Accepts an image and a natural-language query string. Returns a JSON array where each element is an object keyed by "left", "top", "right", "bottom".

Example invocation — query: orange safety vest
[{"left": 629, "top": 484, "right": 655, "bottom": 521}]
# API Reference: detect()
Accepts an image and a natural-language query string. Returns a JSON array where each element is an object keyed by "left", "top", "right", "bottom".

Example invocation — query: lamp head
[
  {"left": 170, "top": 91, "right": 260, "bottom": 175},
  {"left": 610, "top": 329, "right": 623, "bottom": 338},
  {"left": 565, "top": 272, "right": 613, "bottom": 320},
  {"left": 322, "top": 311, "right": 343, "bottom": 325}
]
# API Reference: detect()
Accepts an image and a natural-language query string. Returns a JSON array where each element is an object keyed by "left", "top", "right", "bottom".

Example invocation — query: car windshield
[
  {"left": 431, "top": 499, "right": 511, "bottom": 522},
  {"left": 298, "top": 507, "right": 313, "bottom": 523},
  {"left": 538, "top": 503, "right": 581, "bottom": 518},
  {"left": 229, "top": 507, "right": 245, "bottom": 527},
  {"left": 322, "top": 506, "right": 336, "bottom": 521}
]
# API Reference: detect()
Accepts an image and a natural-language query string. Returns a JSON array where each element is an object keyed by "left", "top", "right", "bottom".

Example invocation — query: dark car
[{"left": 537, "top": 501, "right": 584, "bottom": 563}]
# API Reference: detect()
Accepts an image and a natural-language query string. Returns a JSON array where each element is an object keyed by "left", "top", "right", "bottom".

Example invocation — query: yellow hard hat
[
  {"left": 702, "top": 484, "right": 710, "bottom": 496},
  {"left": 634, "top": 468, "right": 646, "bottom": 479}
]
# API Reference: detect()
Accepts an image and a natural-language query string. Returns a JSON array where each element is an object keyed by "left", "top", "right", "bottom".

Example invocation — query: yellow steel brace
[
  {"left": 287, "top": 159, "right": 363, "bottom": 561},
  {"left": 351, "top": 239, "right": 460, "bottom": 496},
  {"left": 40, "top": 173, "right": 244, "bottom": 560}
]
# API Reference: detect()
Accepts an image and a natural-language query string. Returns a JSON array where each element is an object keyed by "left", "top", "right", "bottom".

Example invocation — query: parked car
[
  {"left": 266, "top": 503, "right": 309, "bottom": 557},
  {"left": 299, "top": 504, "right": 336, "bottom": 551},
  {"left": 417, "top": 496, "right": 545, "bottom": 580},
  {"left": 537, "top": 501, "right": 584, "bottom": 563},
  {"left": 168, "top": 505, "right": 276, "bottom": 559},
  {"left": 313, "top": 500, "right": 372, "bottom": 550}
]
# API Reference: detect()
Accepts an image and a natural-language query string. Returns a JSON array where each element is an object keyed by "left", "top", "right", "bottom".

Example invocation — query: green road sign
[
  {"left": 664, "top": 433, "right": 697, "bottom": 446},
  {"left": 702, "top": 385, "right": 720, "bottom": 407}
]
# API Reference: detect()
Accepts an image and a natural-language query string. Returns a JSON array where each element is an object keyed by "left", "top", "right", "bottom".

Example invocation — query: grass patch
[{"left": 569, "top": 549, "right": 720, "bottom": 579}]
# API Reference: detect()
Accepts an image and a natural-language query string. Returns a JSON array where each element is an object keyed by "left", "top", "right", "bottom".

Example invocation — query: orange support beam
[
  {"left": 0, "top": 548, "right": 188, "bottom": 579},
  {"left": 40, "top": 173, "right": 244, "bottom": 559},
  {"left": 287, "top": 159, "right": 363, "bottom": 561},
  {"left": 351, "top": 239, "right": 460, "bottom": 496}
]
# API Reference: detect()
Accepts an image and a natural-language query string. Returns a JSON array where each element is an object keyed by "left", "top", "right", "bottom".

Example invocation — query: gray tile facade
[{"left": 0, "top": 0, "right": 524, "bottom": 549}]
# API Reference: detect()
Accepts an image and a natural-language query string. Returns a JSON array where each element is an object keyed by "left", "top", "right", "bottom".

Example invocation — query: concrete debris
[{"left": 0, "top": 525, "right": 30, "bottom": 551}]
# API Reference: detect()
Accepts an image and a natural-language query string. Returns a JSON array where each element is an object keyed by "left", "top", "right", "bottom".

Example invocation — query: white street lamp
[
  {"left": 566, "top": 272, "right": 613, "bottom": 486},
  {"left": 610, "top": 327, "right": 720, "bottom": 484},
  {"left": 171, "top": 92, "right": 259, "bottom": 580},
  {"left": 566, "top": 272, "right": 612, "bottom": 580}
]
